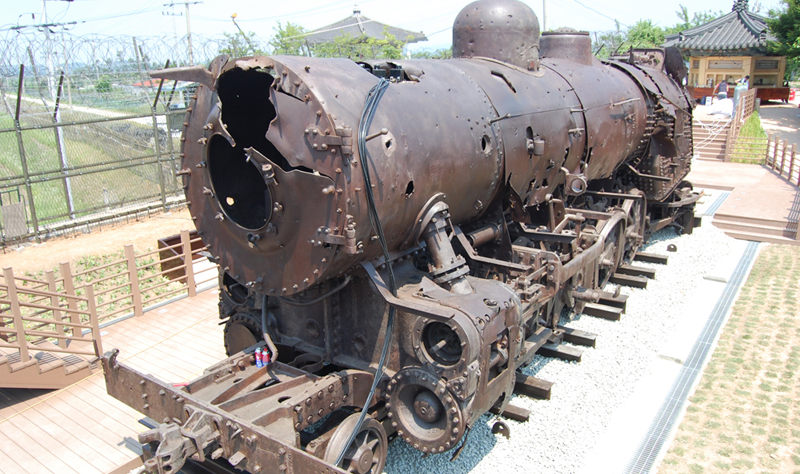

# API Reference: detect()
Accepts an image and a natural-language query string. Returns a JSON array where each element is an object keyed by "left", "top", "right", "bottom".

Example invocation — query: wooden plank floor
[
  {"left": 688, "top": 160, "right": 799, "bottom": 225},
  {"left": 0, "top": 288, "right": 226, "bottom": 474}
]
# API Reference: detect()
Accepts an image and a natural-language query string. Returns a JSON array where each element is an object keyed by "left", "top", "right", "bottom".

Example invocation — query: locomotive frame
[{"left": 103, "top": 1, "right": 702, "bottom": 473}]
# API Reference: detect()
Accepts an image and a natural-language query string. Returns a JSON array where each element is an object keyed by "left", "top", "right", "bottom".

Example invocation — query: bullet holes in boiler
[
  {"left": 382, "top": 132, "right": 396, "bottom": 157},
  {"left": 405, "top": 181, "right": 414, "bottom": 198},
  {"left": 481, "top": 135, "right": 492, "bottom": 155},
  {"left": 226, "top": 197, "right": 235, "bottom": 206},
  {"left": 526, "top": 127, "right": 534, "bottom": 158}
]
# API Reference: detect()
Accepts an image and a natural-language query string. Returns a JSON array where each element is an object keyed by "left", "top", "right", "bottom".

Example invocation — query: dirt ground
[{"left": 0, "top": 208, "right": 195, "bottom": 275}]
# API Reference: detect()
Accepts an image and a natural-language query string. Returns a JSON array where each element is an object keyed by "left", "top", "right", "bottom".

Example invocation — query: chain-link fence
[{"left": 0, "top": 31, "right": 237, "bottom": 245}]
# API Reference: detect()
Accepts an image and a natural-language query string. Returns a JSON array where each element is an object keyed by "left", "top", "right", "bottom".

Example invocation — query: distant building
[{"left": 664, "top": 0, "right": 788, "bottom": 101}]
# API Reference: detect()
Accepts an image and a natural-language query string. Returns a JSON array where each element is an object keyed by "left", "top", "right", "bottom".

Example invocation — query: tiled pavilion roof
[{"left": 663, "top": 0, "right": 776, "bottom": 55}]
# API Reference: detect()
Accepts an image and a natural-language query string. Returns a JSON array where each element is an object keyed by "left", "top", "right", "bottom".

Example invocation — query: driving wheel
[{"left": 323, "top": 413, "right": 388, "bottom": 474}]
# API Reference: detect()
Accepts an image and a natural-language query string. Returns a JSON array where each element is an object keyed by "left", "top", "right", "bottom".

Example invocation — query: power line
[{"left": 568, "top": 0, "right": 628, "bottom": 28}]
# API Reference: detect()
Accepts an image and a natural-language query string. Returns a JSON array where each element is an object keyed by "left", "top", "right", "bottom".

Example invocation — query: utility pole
[
  {"left": 164, "top": 1, "right": 203, "bottom": 65},
  {"left": 542, "top": 0, "right": 547, "bottom": 32},
  {"left": 42, "top": 0, "right": 75, "bottom": 218},
  {"left": 162, "top": 6, "right": 183, "bottom": 56}
]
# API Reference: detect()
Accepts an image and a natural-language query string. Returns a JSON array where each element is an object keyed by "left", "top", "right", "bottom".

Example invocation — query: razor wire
[{"left": 0, "top": 31, "right": 258, "bottom": 243}]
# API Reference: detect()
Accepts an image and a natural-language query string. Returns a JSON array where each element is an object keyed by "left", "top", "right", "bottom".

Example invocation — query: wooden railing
[
  {"left": 724, "top": 89, "right": 757, "bottom": 161},
  {"left": 765, "top": 137, "right": 800, "bottom": 186},
  {"left": 0, "top": 268, "right": 102, "bottom": 362},
  {"left": 0, "top": 230, "right": 217, "bottom": 366}
]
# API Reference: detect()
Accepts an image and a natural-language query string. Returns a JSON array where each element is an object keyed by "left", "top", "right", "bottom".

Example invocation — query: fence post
[
  {"left": 3, "top": 267, "right": 29, "bottom": 362},
  {"left": 46, "top": 270, "right": 67, "bottom": 349},
  {"left": 84, "top": 284, "right": 103, "bottom": 358},
  {"left": 125, "top": 244, "right": 144, "bottom": 316},
  {"left": 795, "top": 150, "right": 800, "bottom": 186},
  {"left": 779, "top": 140, "right": 789, "bottom": 177},
  {"left": 181, "top": 230, "right": 197, "bottom": 297},
  {"left": 13, "top": 65, "right": 41, "bottom": 243},
  {"left": 59, "top": 262, "right": 81, "bottom": 338},
  {"left": 788, "top": 144, "right": 797, "bottom": 184},
  {"left": 724, "top": 120, "right": 735, "bottom": 162},
  {"left": 151, "top": 107, "right": 167, "bottom": 212},
  {"left": 766, "top": 133, "right": 774, "bottom": 167}
]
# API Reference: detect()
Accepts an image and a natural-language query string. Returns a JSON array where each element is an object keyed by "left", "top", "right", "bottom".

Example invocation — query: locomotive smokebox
[
  {"left": 453, "top": 0, "right": 541, "bottom": 70},
  {"left": 540, "top": 28, "right": 593, "bottom": 66}
]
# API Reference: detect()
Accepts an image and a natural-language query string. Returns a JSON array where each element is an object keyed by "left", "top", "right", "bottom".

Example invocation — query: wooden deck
[
  {"left": 688, "top": 160, "right": 800, "bottom": 245},
  {"left": 0, "top": 288, "right": 225, "bottom": 474}
]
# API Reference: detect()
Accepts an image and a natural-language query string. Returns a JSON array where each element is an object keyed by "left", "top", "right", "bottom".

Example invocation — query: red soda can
[
  {"left": 254, "top": 347, "right": 263, "bottom": 368},
  {"left": 263, "top": 348, "right": 271, "bottom": 365}
]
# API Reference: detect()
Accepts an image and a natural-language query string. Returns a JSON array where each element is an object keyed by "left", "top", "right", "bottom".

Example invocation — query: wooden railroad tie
[
  {"left": 617, "top": 264, "right": 657, "bottom": 280},
  {"left": 537, "top": 342, "right": 582, "bottom": 362},
  {"left": 583, "top": 302, "right": 624, "bottom": 321},
  {"left": 609, "top": 273, "right": 649, "bottom": 289},
  {"left": 514, "top": 372, "right": 554, "bottom": 400},
  {"left": 558, "top": 327, "right": 598, "bottom": 347},
  {"left": 634, "top": 252, "right": 669, "bottom": 265},
  {"left": 491, "top": 403, "right": 531, "bottom": 422}
]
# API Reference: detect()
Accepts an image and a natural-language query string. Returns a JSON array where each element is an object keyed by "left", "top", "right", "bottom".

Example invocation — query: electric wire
[
  {"left": 277, "top": 276, "right": 352, "bottom": 307},
  {"left": 334, "top": 77, "right": 394, "bottom": 468}
]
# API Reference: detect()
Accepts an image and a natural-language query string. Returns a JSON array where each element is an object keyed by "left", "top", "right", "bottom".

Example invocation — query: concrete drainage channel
[{"left": 621, "top": 240, "right": 760, "bottom": 473}]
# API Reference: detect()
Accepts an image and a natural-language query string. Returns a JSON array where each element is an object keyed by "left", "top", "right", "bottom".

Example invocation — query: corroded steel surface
[{"left": 106, "top": 1, "right": 703, "bottom": 473}]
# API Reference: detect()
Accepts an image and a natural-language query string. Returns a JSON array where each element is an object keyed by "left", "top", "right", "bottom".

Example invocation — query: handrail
[
  {"left": 72, "top": 256, "right": 128, "bottom": 278},
  {"left": 6, "top": 285, "right": 89, "bottom": 302},
  {"left": 18, "top": 315, "right": 92, "bottom": 329},
  {"left": 0, "top": 299, "right": 90, "bottom": 316},
  {"left": 0, "top": 229, "right": 208, "bottom": 371}
]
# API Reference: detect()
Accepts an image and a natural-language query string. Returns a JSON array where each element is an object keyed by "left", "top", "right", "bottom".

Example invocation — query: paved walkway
[
  {"left": 688, "top": 159, "right": 800, "bottom": 225},
  {"left": 0, "top": 288, "right": 224, "bottom": 474},
  {"left": 760, "top": 100, "right": 800, "bottom": 146}
]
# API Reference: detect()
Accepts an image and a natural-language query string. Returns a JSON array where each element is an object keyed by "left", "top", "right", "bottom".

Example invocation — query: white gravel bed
[{"left": 384, "top": 194, "right": 740, "bottom": 474}]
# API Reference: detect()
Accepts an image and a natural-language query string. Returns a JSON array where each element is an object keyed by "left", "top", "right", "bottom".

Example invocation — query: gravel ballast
[{"left": 383, "top": 193, "right": 744, "bottom": 474}]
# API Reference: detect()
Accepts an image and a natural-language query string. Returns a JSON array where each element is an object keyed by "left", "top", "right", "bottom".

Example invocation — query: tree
[
  {"left": 411, "top": 48, "right": 453, "bottom": 59},
  {"left": 668, "top": 4, "right": 725, "bottom": 34},
  {"left": 625, "top": 20, "right": 666, "bottom": 49},
  {"left": 767, "top": 0, "right": 800, "bottom": 61},
  {"left": 310, "top": 28, "right": 409, "bottom": 60},
  {"left": 594, "top": 20, "right": 626, "bottom": 59},
  {"left": 219, "top": 31, "right": 265, "bottom": 58},
  {"left": 270, "top": 22, "right": 309, "bottom": 56},
  {"left": 590, "top": 5, "right": 724, "bottom": 60}
]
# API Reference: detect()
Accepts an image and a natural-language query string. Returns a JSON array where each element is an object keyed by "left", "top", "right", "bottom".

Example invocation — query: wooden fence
[
  {"left": 724, "top": 88, "right": 757, "bottom": 161},
  {"left": 765, "top": 137, "right": 800, "bottom": 186},
  {"left": 0, "top": 230, "right": 216, "bottom": 367}
]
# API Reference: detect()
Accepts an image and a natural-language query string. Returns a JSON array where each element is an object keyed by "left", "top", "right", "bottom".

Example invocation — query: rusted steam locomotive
[{"left": 102, "top": 1, "right": 701, "bottom": 472}]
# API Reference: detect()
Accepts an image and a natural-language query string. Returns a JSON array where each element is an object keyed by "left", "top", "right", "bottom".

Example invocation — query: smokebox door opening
[{"left": 207, "top": 67, "right": 290, "bottom": 231}]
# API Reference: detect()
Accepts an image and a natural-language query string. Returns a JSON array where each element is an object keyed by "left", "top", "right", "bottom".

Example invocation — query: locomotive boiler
[{"left": 102, "top": 1, "right": 701, "bottom": 473}]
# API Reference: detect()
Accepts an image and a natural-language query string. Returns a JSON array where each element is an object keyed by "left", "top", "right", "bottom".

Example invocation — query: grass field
[
  {"left": 0, "top": 102, "right": 178, "bottom": 225},
  {"left": 659, "top": 244, "right": 800, "bottom": 473},
  {"left": 731, "top": 113, "right": 769, "bottom": 164}
]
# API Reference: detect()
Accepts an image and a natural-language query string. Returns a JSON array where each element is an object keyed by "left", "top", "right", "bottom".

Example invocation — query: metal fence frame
[{"left": 1, "top": 65, "right": 187, "bottom": 245}]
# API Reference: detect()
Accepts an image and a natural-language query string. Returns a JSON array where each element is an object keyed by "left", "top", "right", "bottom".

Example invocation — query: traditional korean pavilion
[{"left": 663, "top": 0, "right": 788, "bottom": 101}]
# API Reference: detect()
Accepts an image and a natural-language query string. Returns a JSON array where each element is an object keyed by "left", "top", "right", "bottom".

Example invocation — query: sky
[{"left": 0, "top": 0, "right": 787, "bottom": 54}]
